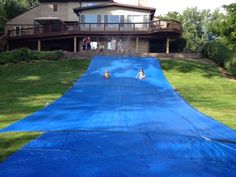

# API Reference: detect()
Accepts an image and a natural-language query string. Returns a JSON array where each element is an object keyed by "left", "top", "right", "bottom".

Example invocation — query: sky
[{"left": 116, "top": 0, "right": 236, "bottom": 15}]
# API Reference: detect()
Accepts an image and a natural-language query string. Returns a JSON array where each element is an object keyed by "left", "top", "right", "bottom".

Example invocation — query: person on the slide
[
  {"left": 136, "top": 68, "right": 145, "bottom": 79},
  {"left": 104, "top": 69, "right": 110, "bottom": 79}
]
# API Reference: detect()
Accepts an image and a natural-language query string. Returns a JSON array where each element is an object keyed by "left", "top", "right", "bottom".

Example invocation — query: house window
[
  {"left": 85, "top": 15, "right": 97, "bottom": 23},
  {"left": 97, "top": 15, "right": 102, "bottom": 27},
  {"left": 14, "top": 26, "right": 22, "bottom": 36},
  {"left": 120, "top": 15, "right": 125, "bottom": 27},
  {"left": 53, "top": 4, "right": 57, "bottom": 12},
  {"left": 81, "top": 15, "right": 98, "bottom": 28},
  {"left": 127, "top": 15, "right": 149, "bottom": 28},
  {"left": 108, "top": 15, "right": 119, "bottom": 28},
  {"left": 108, "top": 15, "right": 119, "bottom": 23}
]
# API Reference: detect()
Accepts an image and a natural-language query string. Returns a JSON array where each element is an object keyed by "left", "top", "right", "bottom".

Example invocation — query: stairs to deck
[{"left": 0, "top": 33, "right": 8, "bottom": 51}]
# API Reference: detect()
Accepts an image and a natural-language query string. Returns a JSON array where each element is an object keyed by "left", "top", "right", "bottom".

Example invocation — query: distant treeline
[{"left": 161, "top": 3, "right": 236, "bottom": 75}]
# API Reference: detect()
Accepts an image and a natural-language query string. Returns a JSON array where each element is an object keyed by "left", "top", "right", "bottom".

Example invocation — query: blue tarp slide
[{"left": 0, "top": 56, "right": 235, "bottom": 177}]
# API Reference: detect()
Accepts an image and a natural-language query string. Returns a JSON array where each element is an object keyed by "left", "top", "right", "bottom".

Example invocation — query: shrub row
[
  {"left": 203, "top": 41, "right": 236, "bottom": 76},
  {"left": 0, "top": 48, "right": 64, "bottom": 64},
  {"left": 225, "top": 55, "right": 236, "bottom": 76}
]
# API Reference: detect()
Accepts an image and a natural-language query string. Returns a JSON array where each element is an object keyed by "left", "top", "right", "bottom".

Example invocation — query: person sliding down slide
[
  {"left": 104, "top": 69, "right": 110, "bottom": 79},
  {"left": 136, "top": 68, "right": 145, "bottom": 79}
]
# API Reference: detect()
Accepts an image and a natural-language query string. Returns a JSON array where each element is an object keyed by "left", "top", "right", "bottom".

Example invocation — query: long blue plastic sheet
[{"left": 0, "top": 56, "right": 235, "bottom": 177}]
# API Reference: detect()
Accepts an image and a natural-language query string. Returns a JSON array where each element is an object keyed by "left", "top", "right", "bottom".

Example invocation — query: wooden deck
[{"left": 7, "top": 20, "right": 181, "bottom": 39}]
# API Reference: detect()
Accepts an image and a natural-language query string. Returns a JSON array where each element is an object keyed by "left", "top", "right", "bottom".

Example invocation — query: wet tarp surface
[{"left": 0, "top": 56, "right": 236, "bottom": 177}]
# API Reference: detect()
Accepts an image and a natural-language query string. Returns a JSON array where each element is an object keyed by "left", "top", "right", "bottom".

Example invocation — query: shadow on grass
[
  {"left": 161, "top": 60, "right": 222, "bottom": 78},
  {"left": 0, "top": 132, "right": 41, "bottom": 162},
  {"left": 0, "top": 59, "right": 90, "bottom": 162},
  {"left": 0, "top": 59, "right": 90, "bottom": 128}
]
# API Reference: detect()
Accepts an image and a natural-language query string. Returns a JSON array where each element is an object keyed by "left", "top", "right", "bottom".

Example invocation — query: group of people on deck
[
  {"left": 83, "top": 37, "right": 124, "bottom": 53},
  {"left": 104, "top": 68, "right": 145, "bottom": 80},
  {"left": 111, "top": 37, "right": 124, "bottom": 53},
  {"left": 82, "top": 37, "right": 91, "bottom": 52}
]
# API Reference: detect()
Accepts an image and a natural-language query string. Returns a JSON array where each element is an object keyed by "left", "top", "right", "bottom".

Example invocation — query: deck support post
[
  {"left": 37, "top": 40, "right": 41, "bottom": 51},
  {"left": 6, "top": 42, "right": 9, "bottom": 51},
  {"left": 136, "top": 37, "right": 139, "bottom": 54},
  {"left": 73, "top": 36, "right": 77, "bottom": 52},
  {"left": 166, "top": 37, "right": 170, "bottom": 54}
]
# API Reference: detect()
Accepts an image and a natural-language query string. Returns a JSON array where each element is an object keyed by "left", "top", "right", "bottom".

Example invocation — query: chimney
[{"left": 138, "top": 0, "right": 148, "bottom": 6}]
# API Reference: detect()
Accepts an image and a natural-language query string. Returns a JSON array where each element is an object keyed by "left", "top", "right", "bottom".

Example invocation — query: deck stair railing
[{"left": 0, "top": 33, "right": 8, "bottom": 50}]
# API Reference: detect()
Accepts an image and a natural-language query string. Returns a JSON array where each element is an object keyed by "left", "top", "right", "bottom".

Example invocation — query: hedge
[
  {"left": 204, "top": 41, "right": 236, "bottom": 76},
  {"left": 203, "top": 41, "right": 233, "bottom": 67},
  {"left": 225, "top": 55, "right": 236, "bottom": 76},
  {"left": 0, "top": 48, "right": 64, "bottom": 64}
]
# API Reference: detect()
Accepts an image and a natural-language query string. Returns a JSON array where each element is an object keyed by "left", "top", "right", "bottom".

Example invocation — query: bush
[
  {"left": 0, "top": 48, "right": 64, "bottom": 64},
  {"left": 203, "top": 41, "right": 233, "bottom": 67},
  {"left": 225, "top": 55, "right": 236, "bottom": 76},
  {"left": 39, "top": 51, "right": 64, "bottom": 61}
]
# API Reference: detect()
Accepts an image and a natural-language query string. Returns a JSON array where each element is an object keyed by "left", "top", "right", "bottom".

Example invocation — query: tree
[
  {"left": 0, "top": 1, "right": 7, "bottom": 32},
  {"left": 28, "top": 0, "right": 38, "bottom": 6},
  {"left": 207, "top": 9, "right": 225, "bottom": 40},
  {"left": 163, "top": 8, "right": 212, "bottom": 52},
  {"left": 222, "top": 3, "right": 236, "bottom": 48},
  {"left": 181, "top": 7, "right": 211, "bottom": 52},
  {"left": 0, "top": 0, "right": 38, "bottom": 32},
  {"left": 4, "top": 0, "right": 27, "bottom": 20},
  {"left": 164, "top": 11, "right": 182, "bottom": 21}
]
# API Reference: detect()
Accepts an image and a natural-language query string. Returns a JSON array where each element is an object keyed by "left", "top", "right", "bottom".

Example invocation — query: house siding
[
  {"left": 80, "top": 6, "right": 150, "bottom": 16},
  {"left": 6, "top": 6, "right": 40, "bottom": 29}
]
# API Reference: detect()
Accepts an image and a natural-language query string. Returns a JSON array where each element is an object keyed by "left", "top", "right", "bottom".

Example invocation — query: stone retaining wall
[
  {"left": 64, "top": 51, "right": 203, "bottom": 59},
  {"left": 141, "top": 53, "right": 203, "bottom": 59}
]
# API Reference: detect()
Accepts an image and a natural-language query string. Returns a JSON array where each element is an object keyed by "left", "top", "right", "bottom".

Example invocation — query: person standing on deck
[
  {"left": 82, "top": 37, "right": 87, "bottom": 51},
  {"left": 111, "top": 37, "right": 117, "bottom": 51},
  {"left": 117, "top": 39, "right": 124, "bottom": 53},
  {"left": 86, "top": 37, "right": 91, "bottom": 51}
]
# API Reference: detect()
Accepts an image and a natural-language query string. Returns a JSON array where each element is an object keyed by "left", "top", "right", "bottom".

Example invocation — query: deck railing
[{"left": 7, "top": 20, "right": 181, "bottom": 38}]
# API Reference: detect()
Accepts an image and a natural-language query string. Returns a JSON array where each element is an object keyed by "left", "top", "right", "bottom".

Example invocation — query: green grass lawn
[
  {"left": 0, "top": 58, "right": 235, "bottom": 162},
  {"left": 161, "top": 59, "right": 236, "bottom": 130},
  {"left": 0, "top": 59, "right": 90, "bottom": 162}
]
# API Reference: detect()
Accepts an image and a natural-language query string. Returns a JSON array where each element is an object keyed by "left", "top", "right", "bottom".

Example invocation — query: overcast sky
[{"left": 116, "top": 0, "right": 236, "bottom": 15}]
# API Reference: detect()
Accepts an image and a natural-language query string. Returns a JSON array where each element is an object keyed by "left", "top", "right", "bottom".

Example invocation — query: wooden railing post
[
  {"left": 166, "top": 37, "right": 170, "bottom": 54},
  {"left": 38, "top": 40, "right": 41, "bottom": 51},
  {"left": 73, "top": 36, "right": 77, "bottom": 52},
  {"left": 49, "top": 25, "right": 52, "bottom": 33}
]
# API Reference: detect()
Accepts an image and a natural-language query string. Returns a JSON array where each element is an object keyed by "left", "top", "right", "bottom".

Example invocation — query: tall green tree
[
  {"left": 181, "top": 7, "right": 211, "bottom": 52},
  {"left": 4, "top": 0, "right": 28, "bottom": 20},
  {"left": 207, "top": 9, "right": 225, "bottom": 40},
  {"left": 164, "top": 8, "right": 212, "bottom": 52},
  {"left": 0, "top": 1, "right": 7, "bottom": 32},
  {"left": 28, "top": 0, "right": 38, "bottom": 6},
  {"left": 0, "top": 0, "right": 38, "bottom": 32},
  {"left": 164, "top": 11, "right": 182, "bottom": 21},
  {"left": 222, "top": 3, "right": 236, "bottom": 48}
]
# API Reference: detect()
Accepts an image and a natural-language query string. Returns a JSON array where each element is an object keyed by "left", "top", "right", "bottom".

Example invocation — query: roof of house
[
  {"left": 74, "top": 3, "right": 156, "bottom": 17},
  {"left": 39, "top": 0, "right": 113, "bottom": 2}
]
